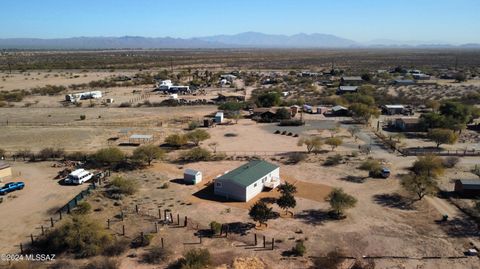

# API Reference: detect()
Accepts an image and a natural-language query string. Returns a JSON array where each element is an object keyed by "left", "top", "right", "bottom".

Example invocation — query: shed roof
[
  {"left": 384, "top": 105, "right": 405, "bottom": 109},
  {"left": 338, "top": 86, "right": 358, "bottom": 91},
  {"left": 129, "top": 134, "right": 153, "bottom": 140},
  {"left": 184, "top": 169, "right": 201, "bottom": 176},
  {"left": 217, "top": 160, "right": 278, "bottom": 187},
  {"left": 332, "top": 105, "right": 348, "bottom": 112},
  {"left": 341, "top": 76, "right": 363, "bottom": 81},
  {"left": 0, "top": 161, "right": 10, "bottom": 170},
  {"left": 457, "top": 179, "right": 480, "bottom": 190}
]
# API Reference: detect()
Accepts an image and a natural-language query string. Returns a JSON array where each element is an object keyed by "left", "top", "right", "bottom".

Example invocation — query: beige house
[{"left": 0, "top": 161, "right": 12, "bottom": 182}]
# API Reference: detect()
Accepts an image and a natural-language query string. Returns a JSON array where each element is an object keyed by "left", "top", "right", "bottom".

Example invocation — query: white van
[{"left": 65, "top": 169, "right": 93, "bottom": 185}]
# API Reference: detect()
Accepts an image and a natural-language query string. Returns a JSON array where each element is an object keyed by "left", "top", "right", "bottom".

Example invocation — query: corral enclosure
[{"left": 3, "top": 49, "right": 480, "bottom": 71}]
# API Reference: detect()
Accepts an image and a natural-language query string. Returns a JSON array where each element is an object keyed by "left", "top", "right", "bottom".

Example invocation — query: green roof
[{"left": 217, "top": 160, "right": 278, "bottom": 187}]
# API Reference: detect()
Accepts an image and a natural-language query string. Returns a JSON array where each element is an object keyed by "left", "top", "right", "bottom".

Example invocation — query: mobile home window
[{"left": 254, "top": 183, "right": 257, "bottom": 187}]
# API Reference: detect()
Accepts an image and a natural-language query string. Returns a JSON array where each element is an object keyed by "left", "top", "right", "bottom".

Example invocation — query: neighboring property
[
  {"left": 215, "top": 111, "right": 224, "bottom": 123},
  {"left": 251, "top": 108, "right": 282, "bottom": 122},
  {"left": 336, "top": 86, "right": 358, "bottom": 95},
  {"left": 214, "top": 160, "right": 280, "bottom": 202},
  {"left": 65, "top": 90, "right": 102, "bottom": 103},
  {"left": 220, "top": 74, "right": 237, "bottom": 82},
  {"left": 330, "top": 105, "right": 350, "bottom": 116},
  {"left": 129, "top": 134, "right": 154, "bottom": 144},
  {"left": 156, "top": 80, "right": 192, "bottom": 94},
  {"left": 382, "top": 105, "right": 407, "bottom": 115},
  {"left": 0, "top": 161, "right": 12, "bottom": 182},
  {"left": 184, "top": 169, "right": 202, "bottom": 185},
  {"left": 340, "top": 76, "right": 363, "bottom": 86},
  {"left": 394, "top": 118, "right": 421, "bottom": 131},
  {"left": 454, "top": 180, "right": 480, "bottom": 197},
  {"left": 393, "top": 79, "right": 416, "bottom": 86},
  {"left": 413, "top": 73, "right": 431, "bottom": 80}
]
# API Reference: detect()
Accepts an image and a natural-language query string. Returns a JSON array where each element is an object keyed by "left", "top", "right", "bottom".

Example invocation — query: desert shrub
[
  {"left": 288, "top": 152, "right": 307, "bottom": 164},
  {"left": 188, "top": 121, "right": 199, "bottom": 130},
  {"left": 74, "top": 201, "right": 92, "bottom": 215},
  {"left": 131, "top": 233, "right": 154, "bottom": 248},
  {"left": 179, "top": 148, "right": 212, "bottom": 162},
  {"left": 279, "top": 119, "right": 304, "bottom": 126},
  {"left": 160, "top": 182, "right": 169, "bottom": 189},
  {"left": 83, "top": 257, "right": 119, "bottom": 269},
  {"left": 323, "top": 154, "right": 342, "bottom": 166},
  {"left": 5, "top": 261, "right": 46, "bottom": 269},
  {"left": 35, "top": 216, "right": 112, "bottom": 258},
  {"left": 210, "top": 221, "right": 222, "bottom": 235},
  {"left": 80, "top": 115, "right": 86, "bottom": 120},
  {"left": 94, "top": 147, "right": 125, "bottom": 166},
  {"left": 351, "top": 259, "right": 376, "bottom": 269},
  {"left": 211, "top": 152, "right": 227, "bottom": 161},
  {"left": 291, "top": 240, "right": 306, "bottom": 257},
  {"left": 179, "top": 248, "right": 211, "bottom": 269},
  {"left": 443, "top": 156, "right": 459, "bottom": 168},
  {"left": 165, "top": 134, "right": 188, "bottom": 148},
  {"left": 107, "top": 176, "right": 138, "bottom": 198},
  {"left": 38, "top": 147, "right": 65, "bottom": 160},
  {"left": 65, "top": 151, "right": 89, "bottom": 161},
  {"left": 103, "top": 238, "right": 130, "bottom": 256},
  {"left": 359, "top": 159, "right": 382, "bottom": 176},
  {"left": 142, "top": 245, "right": 172, "bottom": 264}
]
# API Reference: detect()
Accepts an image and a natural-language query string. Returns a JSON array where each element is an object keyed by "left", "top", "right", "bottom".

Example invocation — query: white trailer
[
  {"left": 65, "top": 91, "right": 102, "bottom": 103},
  {"left": 64, "top": 169, "right": 93, "bottom": 185}
]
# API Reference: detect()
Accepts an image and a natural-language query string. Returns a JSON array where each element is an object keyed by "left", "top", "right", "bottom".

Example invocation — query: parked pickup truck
[{"left": 0, "top": 182, "right": 25, "bottom": 195}]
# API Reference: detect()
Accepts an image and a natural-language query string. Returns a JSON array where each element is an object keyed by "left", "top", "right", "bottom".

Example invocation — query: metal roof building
[{"left": 214, "top": 160, "right": 280, "bottom": 202}]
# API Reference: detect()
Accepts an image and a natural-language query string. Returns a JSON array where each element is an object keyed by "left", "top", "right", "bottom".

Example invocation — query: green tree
[
  {"left": 325, "top": 137, "right": 343, "bottom": 151},
  {"left": 179, "top": 147, "right": 212, "bottom": 162},
  {"left": 412, "top": 155, "right": 444, "bottom": 178},
  {"left": 297, "top": 136, "right": 323, "bottom": 153},
  {"left": 94, "top": 147, "right": 125, "bottom": 166},
  {"left": 454, "top": 72, "right": 467, "bottom": 82},
  {"left": 255, "top": 91, "right": 281, "bottom": 107},
  {"left": 132, "top": 145, "right": 165, "bottom": 165},
  {"left": 275, "top": 107, "right": 291, "bottom": 120},
  {"left": 401, "top": 173, "right": 437, "bottom": 200},
  {"left": 427, "top": 128, "right": 458, "bottom": 148},
  {"left": 326, "top": 188, "right": 357, "bottom": 217},
  {"left": 249, "top": 201, "right": 273, "bottom": 227},
  {"left": 277, "top": 193, "right": 296, "bottom": 216},
  {"left": 165, "top": 133, "right": 188, "bottom": 148},
  {"left": 349, "top": 103, "right": 379, "bottom": 124},
  {"left": 180, "top": 248, "right": 211, "bottom": 269},
  {"left": 278, "top": 182, "right": 297, "bottom": 195},
  {"left": 186, "top": 129, "right": 211, "bottom": 146}
]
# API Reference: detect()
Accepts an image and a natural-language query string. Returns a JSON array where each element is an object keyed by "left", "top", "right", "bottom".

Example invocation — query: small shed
[
  {"left": 331, "top": 105, "right": 350, "bottom": 116},
  {"left": 0, "top": 161, "right": 12, "bottom": 182},
  {"left": 129, "top": 134, "right": 153, "bottom": 144},
  {"left": 215, "top": 112, "right": 224, "bottom": 123},
  {"left": 382, "top": 105, "right": 406, "bottom": 115},
  {"left": 336, "top": 86, "right": 358, "bottom": 95},
  {"left": 454, "top": 179, "right": 480, "bottom": 197},
  {"left": 184, "top": 169, "right": 202, "bottom": 185},
  {"left": 394, "top": 118, "right": 420, "bottom": 131}
]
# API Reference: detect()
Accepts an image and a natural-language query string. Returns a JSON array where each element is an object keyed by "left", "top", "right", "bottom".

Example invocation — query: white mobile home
[
  {"left": 184, "top": 169, "right": 202, "bottom": 185},
  {"left": 214, "top": 160, "right": 280, "bottom": 202}
]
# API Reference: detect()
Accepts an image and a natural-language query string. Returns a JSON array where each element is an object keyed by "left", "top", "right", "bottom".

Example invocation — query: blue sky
[{"left": 1, "top": 0, "right": 479, "bottom": 44}]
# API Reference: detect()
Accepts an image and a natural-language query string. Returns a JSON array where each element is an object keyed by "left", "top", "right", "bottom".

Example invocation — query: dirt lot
[{"left": 0, "top": 162, "right": 87, "bottom": 254}]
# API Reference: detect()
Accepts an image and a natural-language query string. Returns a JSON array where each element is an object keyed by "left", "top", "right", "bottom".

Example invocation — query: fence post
[
  {"left": 199, "top": 235, "right": 202, "bottom": 244},
  {"left": 177, "top": 214, "right": 180, "bottom": 225},
  {"left": 50, "top": 217, "right": 54, "bottom": 227},
  {"left": 121, "top": 211, "right": 124, "bottom": 221},
  {"left": 30, "top": 234, "right": 34, "bottom": 245},
  {"left": 184, "top": 216, "right": 188, "bottom": 227},
  {"left": 67, "top": 204, "right": 71, "bottom": 214},
  {"left": 254, "top": 234, "right": 257, "bottom": 245},
  {"left": 41, "top": 225, "right": 44, "bottom": 235},
  {"left": 169, "top": 213, "right": 173, "bottom": 223},
  {"left": 59, "top": 210, "right": 62, "bottom": 220},
  {"left": 135, "top": 204, "right": 139, "bottom": 214},
  {"left": 272, "top": 238, "right": 274, "bottom": 250},
  {"left": 155, "top": 222, "right": 158, "bottom": 233},
  {"left": 140, "top": 232, "right": 144, "bottom": 246},
  {"left": 20, "top": 243, "right": 23, "bottom": 254},
  {"left": 161, "top": 238, "right": 164, "bottom": 249},
  {"left": 158, "top": 209, "right": 161, "bottom": 220},
  {"left": 107, "top": 219, "right": 110, "bottom": 229},
  {"left": 263, "top": 236, "right": 266, "bottom": 248}
]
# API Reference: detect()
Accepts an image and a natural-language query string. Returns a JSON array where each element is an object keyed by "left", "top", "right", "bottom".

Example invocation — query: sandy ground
[{"left": 0, "top": 162, "right": 87, "bottom": 254}]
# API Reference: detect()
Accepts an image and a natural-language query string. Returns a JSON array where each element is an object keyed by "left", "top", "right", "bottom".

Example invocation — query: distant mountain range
[{"left": 0, "top": 32, "right": 479, "bottom": 49}]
